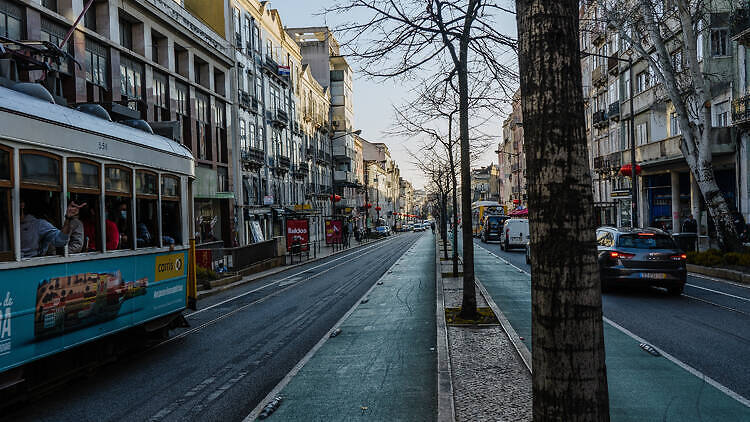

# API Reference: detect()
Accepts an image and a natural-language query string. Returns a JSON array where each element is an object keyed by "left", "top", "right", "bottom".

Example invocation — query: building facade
[{"left": 499, "top": 90, "right": 526, "bottom": 211}]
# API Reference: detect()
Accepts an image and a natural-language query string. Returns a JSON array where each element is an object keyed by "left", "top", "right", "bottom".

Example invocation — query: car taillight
[
  {"left": 670, "top": 254, "right": 687, "bottom": 261},
  {"left": 610, "top": 251, "right": 635, "bottom": 260}
]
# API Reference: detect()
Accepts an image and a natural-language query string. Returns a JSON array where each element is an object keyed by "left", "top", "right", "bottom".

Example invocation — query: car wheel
[
  {"left": 500, "top": 242, "right": 505, "bottom": 251},
  {"left": 504, "top": 241, "right": 510, "bottom": 251},
  {"left": 667, "top": 284, "right": 684, "bottom": 296}
]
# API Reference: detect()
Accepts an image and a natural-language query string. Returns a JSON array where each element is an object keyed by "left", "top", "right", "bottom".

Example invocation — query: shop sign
[
  {"left": 287, "top": 219, "right": 309, "bottom": 251},
  {"left": 263, "top": 195, "right": 274, "bottom": 205}
]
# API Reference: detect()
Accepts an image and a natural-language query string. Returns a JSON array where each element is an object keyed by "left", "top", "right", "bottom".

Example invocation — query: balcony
[
  {"left": 635, "top": 129, "right": 734, "bottom": 166},
  {"left": 306, "top": 147, "right": 315, "bottom": 159},
  {"left": 731, "top": 9, "right": 750, "bottom": 45},
  {"left": 240, "top": 147, "right": 265, "bottom": 170},
  {"left": 239, "top": 91, "right": 258, "bottom": 114},
  {"left": 271, "top": 109, "right": 289, "bottom": 128},
  {"left": 592, "top": 26, "right": 605, "bottom": 44},
  {"left": 592, "top": 110, "right": 608, "bottom": 127},
  {"left": 276, "top": 155, "right": 291, "bottom": 173},
  {"left": 733, "top": 94, "right": 750, "bottom": 125},
  {"left": 315, "top": 152, "right": 328, "bottom": 165},
  {"left": 608, "top": 102, "right": 620, "bottom": 120},
  {"left": 593, "top": 152, "right": 621, "bottom": 174},
  {"left": 293, "top": 163, "right": 309, "bottom": 179},
  {"left": 334, "top": 170, "right": 356, "bottom": 185},
  {"left": 592, "top": 65, "right": 606, "bottom": 87}
]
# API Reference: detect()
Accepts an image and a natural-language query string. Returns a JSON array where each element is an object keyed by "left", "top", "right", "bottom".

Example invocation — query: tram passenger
[
  {"left": 116, "top": 202, "right": 130, "bottom": 248},
  {"left": 67, "top": 201, "right": 85, "bottom": 254},
  {"left": 82, "top": 206, "right": 98, "bottom": 251},
  {"left": 105, "top": 210, "right": 120, "bottom": 250},
  {"left": 20, "top": 198, "right": 85, "bottom": 258},
  {"left": 136, "top": 221, "right": 152, "bottom": 247}
]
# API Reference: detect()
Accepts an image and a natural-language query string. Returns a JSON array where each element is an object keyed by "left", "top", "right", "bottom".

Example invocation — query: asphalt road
[
  {"left": 6, "top": 232, "right": 423, "bottom": 422},
  {"left": 472, "top": 238, "right": 750, "bottom": 401}
]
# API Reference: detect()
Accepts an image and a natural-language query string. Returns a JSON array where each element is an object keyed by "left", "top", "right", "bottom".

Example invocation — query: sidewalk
[
  {"left": 248, "top": 234, "right": 437, "bottom": 421},
  {"left": 470, "top": 243, "right": 750, "bottom": 421}
]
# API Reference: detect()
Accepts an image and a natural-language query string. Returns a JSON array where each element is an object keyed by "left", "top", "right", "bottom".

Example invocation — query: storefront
[{"left": 194, "top": 166, "right": 235, "bottom": 246}]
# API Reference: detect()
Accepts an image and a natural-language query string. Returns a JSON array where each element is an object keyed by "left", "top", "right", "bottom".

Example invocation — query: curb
[
  {"left": 687, "top": 264, "right": 750, "bottom": 285},
  {"left": 196, "top": 237, "right": 387, "bottom": 301},
  {"left": 435, "top": 236, "right": 456, "bottom": 422}
]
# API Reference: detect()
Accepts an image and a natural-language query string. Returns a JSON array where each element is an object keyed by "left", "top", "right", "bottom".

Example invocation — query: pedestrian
[
  {"left": 343, "top": 220, "right": 350, "bottom": 247},
  {"left": 681, "top": 214, "right": 697, "bottom": 233},
  {"left": 20, "top": 197, "right": 86, "bottom": 258}
]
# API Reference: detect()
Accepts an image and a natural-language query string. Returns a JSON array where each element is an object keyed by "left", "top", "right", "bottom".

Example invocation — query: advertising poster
[
  {"left": 325, "top": 219, "right": 343, "bottom": 244},
  {"left": 286, "top": 219, "right": 309, "bottom": 251},
  {"left": 250, "top": 221, "right": 265, "bottom": 243}
]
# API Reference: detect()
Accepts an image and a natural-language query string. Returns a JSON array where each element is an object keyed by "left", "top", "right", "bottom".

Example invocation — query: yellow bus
[{"left": 471, "top": 201, "right": 504, "bottom": 237}]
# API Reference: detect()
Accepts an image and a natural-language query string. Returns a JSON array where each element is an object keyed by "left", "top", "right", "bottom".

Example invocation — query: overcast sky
[{"left": 270, "top": 1, "right": 517, "bottom": 189}]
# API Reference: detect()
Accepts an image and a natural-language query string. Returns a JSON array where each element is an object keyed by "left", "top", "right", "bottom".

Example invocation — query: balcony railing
[
  {"left": 293, "top": 163, "right": 308, "bottom": 179},
  {"left": 608, "top": 102, "right": 620, "bottom": 120},
  {"left": 239, "top": 91, "right": 259, "bottom": 114},
  {"left": 592, "top": 65, "right": 606, "bottom": 87},
  {"left": 271, "top": 109, "right": 289, "bottom": 128},
  {"left": 592, "top": 110, "right": 608, "bottom": 127},
  {"left": 240, "top": 147, "right": 265, "bottom": 170},
  {"left": 731, "top": 9, "right": 750, "bottom": 44},
  {"left": 733, "top": 94, "right": 750, "bottom": 125},
  {"left": 277, "top": 155, "right": 291, "bottom": 169}
]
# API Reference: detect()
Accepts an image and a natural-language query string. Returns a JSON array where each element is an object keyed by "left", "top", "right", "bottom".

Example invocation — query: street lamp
[{"left": 581, "top": 51, "right": 638, "bottom": 228}]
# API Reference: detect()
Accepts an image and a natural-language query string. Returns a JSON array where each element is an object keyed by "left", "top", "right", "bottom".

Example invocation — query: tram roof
[
  {"left": 0, "top": 85, "right": 194, "bottom": 170},
  {"left": 471, "top": 201, "right": 502, "bottom": 208}
]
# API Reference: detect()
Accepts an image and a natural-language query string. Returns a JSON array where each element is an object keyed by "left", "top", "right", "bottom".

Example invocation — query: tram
[
  {"left": 471, "top": 201, "right": 504, "bottom": 237},
  {"left": 0, "top": 82, "right": 196, "bottom": 388}
]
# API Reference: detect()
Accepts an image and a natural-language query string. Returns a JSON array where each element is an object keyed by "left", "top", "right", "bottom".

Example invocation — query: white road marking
[
  {"left": 688, "top": 272, "right": 750, "bottom": 289},
  {"left": 185, "top": 236, "right": 402, "bottom": 318},
  {"left": 603, "top": 317, "right": 750, "bottom": 408},
  {"left": 686, "top": 283, "right": 750, "bottom": 302},
  {"left": 243, "top": 235, "right": 422, "bottom": 422}
]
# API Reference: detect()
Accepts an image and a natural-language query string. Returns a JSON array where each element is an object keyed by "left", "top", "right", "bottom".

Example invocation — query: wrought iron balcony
[
  {"left": 608, "top": 102, "right": 620, "bottom": 120},
  {"left": 271, "top": 109, "right": 289, "bottom": 128},
  {"left": 731, "top": 9, "right": 750, "bottom": 45},
  {"left": 293, "top": 163, "right": 309, "bottom": 179},
  {"left": 733, "top": 94, "right": 750, "bottom": 125},
  {"left": 276, "top": 156, "right": 291, "bottom": 173},
  {"left": 608, "top": 53, "right": 619, "bottom": 75},
  {"left": 592, "top": 110, "right": 608, "bottom": 127},
  {"left": 240, "top": 147, "right": 265, "bottom": 170}
]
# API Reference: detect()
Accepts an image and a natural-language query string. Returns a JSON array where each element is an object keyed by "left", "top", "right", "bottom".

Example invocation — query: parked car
[
  {"left": 481, "top": 215, "right": 509, "bottom": 243},
  {"left": 413, "top": 223, "right": 424, "bottom": 232},
  {"left": 596, "top": 227, "right": 687, "bottom": 295},
  {"left": 375, "top": 225, "right": 391, "bottom": 237},
  {"left": 500, "top": 218, "right": 529, "bottom": 251}
]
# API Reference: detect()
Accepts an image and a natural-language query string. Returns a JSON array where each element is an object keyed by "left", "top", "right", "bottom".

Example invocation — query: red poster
[
  {"left": 286, "top": 219, "right": 309, "bottom": 251},
  {"left": 325, "top": 219, "right": 343, "bottom": 244},
  {"left": 195, "top": 249, "right": 212, "bottom": 269}
]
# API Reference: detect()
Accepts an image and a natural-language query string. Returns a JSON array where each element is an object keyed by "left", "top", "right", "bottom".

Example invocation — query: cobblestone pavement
[{"left": 441, "top": 269, "right": 532, "bottom": 422}]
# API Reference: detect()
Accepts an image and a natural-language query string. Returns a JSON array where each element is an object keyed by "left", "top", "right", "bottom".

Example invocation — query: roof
[{"left": 0, "top": 85, "right": 194, "bottom": 167}]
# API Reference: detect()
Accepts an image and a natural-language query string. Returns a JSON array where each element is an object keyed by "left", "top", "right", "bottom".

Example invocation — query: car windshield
[
  {"left": 487, "top": 217, "right": 503, "bottom": 229},
  {"left": 617, "top": 234, "right": 677, "bottom": 249}
]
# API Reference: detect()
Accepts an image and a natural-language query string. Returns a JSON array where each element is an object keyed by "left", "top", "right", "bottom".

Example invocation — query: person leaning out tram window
[{"left": 20, "top": 197, "right": 86, "bottom": 258}]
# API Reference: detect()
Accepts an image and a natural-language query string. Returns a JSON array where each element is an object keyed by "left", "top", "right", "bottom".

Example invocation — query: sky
[{"left": 270, "top": 1, "right": 517, "bottom": 190}]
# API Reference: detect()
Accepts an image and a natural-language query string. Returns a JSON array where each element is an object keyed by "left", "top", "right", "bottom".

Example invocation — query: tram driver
[{"left": 20, "top": 196, "right": 86, "bottom": 258}]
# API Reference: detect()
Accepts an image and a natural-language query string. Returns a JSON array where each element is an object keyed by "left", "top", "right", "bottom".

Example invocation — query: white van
[{"left": 501, "top": 218, "right": 529, "bottom": 251}]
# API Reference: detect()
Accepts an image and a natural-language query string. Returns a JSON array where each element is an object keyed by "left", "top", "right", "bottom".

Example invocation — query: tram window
[
  {"left": 21, "top": 152, "right": 60, "bottom": 186},
  {"left": 105, "top": 166, "right": 132, "bottom": 250},
  {"left": 68, "top": 160, "right": 101, "bottom": 253},
  {"left": 161, "top": 175, "right": 181, "bottom": 245},
  {"left": 0, "top": 146, "right": 12, "bottom": 260},
  {"left": 20, "top": 189, "right": 63, "bottom": 257},
  {"left": 136, "top": 171, "right": 158, "bottom": 248}
]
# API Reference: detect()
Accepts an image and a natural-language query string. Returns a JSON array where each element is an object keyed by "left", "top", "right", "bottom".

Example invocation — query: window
[
  {"left": 105, "top": 166, "right": 132, "bottom": 250},
  {"left": 622, "top": 71, "right": 631, "bottom": 98},
  {"left": 176, "top": 82, "right": 191, "bottom": 149},
  {"left": 697, "top": 21, "right": 704, "bottom": 61},
  {"left": 217, "top": 167, "right": 228, "bottom": 192},
  {"left": 214, "top": 100, "right": 227, "bottom": 163},
  {"left": 711, "top": 29, "right": 728, "bottom": 56},
  {"left": 120, "top": 56, "right": 144, "bottom": 112},
  {"left": 40, "top": 18, "right": 72, "bottom": 74},
  {"left": 636, "top": 71, "right": 649, "bottom": 93},
  {"left": 714, "top": 101, "right": 729, "bottom": 127},
  {"left": 84, "top": 4, "right": 96, "bottom": 31},
  {"left": 249, "top": 123, "right": 257, "bottom": 148},
  {"left": 636, "top": 122, "right": 648, "bottom": 146},
  {"left": 608, "top": 81, "right": 618, "bottom": 105},
  {"left": 244, "top": 17, "right": 251, "bottom": 51},
  {"left": 42, "top": 0, "right": 56, "bottom": 11},
  {"left": 253, "top": 26, "right": 260, "bottom": 52},
  {"left": 161, "top": 175, "right": 181, "bottom": 245},
  {"left": 196, "top": 91, "right": 210, "bottom": 160},
  {"left": 153, "top": 71, "right": 169, "bottom": 121},
  {"left": 240, "top": 120, "right": 247, "bottom": 150},
  {"left": 670, "top": 112, "right": 681, "bottom": 136},
  {"left": 85, "top": 38, "right": 108, "bottom": 88},
  {"left": 0, "top": 145, "right": 12, "bottom": 260},
  {"left": 256, "top": 76, "right": 262, "bottom": 99},
  {"left": 119, "top": 18, "right": 133, "bottom": 50},
  {"left": 135, "top": 171, "right": 158, "bottom": 248},
  {"left": 0, "top": 1, "right": 22, "bottom": 40},
  {"left": 67, "top": 159, "right": 101, "bottom": 253},
  {"left": 232, "top": 7, "right": 241, "bottom": 46},
  {"left": 20, "top": 151, "right": 63, "bottom": 258}
]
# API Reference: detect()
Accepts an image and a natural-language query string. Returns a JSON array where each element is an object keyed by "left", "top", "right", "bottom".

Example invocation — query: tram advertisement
[{"left": 0, "top": 251, "right": 188, "bottom": 373}]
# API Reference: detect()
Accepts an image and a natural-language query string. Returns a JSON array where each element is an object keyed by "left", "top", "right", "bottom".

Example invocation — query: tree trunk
[
  {"left": 448, "top": 143, "right": 460, "bottom": 276},
  {"left": 458, "top": 17, "right": 477, "bottom": 320},
  {"left": 516, "top": 0, "right": 610, "bottom": 420}
]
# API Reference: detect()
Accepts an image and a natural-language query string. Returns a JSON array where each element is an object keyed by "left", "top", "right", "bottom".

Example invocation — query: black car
[
  {"left": 481, "top": 215, "right": 509, "bottom": 242},
  {"left": 596, "top": 227, "right": 687, "bottom": 295}
]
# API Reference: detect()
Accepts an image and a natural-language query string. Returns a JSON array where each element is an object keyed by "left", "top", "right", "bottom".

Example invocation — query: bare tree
[
  {"left": 517, "top": 0, "right": 610, "bottom": 419},
  {"left": 592, "top": 0, "right": 742, "bottom": 250},
  {"left": 328, "top": 0, "right": 516, "bottom": 319}
]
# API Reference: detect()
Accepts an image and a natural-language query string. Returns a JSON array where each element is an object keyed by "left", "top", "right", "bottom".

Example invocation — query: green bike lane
[
  {"left": 255, "top": 234, "right": 437, "bottom": 421},
  {"left": 470, "top": 243, "right": 750, "bottom": 421}
]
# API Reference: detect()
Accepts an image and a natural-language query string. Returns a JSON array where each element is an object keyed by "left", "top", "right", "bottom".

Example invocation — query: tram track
[{"left": 1, "top": 233, "right": 421, "bottom": 421}]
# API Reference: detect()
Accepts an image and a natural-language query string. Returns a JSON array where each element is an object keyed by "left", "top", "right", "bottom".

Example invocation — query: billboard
[
  {"left": 286, "top": 219, "right": 309, "bottom": 251},
  {"left": 325, "top": 219, "right": 343, "bottom": 244}
]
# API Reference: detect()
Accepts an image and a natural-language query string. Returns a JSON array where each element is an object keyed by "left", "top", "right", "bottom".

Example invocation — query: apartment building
[
  {"left": 470, "top": 164, "right": 500, "bottom": 203},
  {"left": 0, "top": 0, "right": 237, "bottom": 245},
  {"left": 361, "top": 138, "right": 400, "bottom": 226},
  {"left": 499, "top": 89, "right": 526, "bottom": 211},
  {"left": 287, "top": 27, "right": 359, "bottom": 216},
  {"left": 580, "top": 2, "right": 737, "bottom": 236}
]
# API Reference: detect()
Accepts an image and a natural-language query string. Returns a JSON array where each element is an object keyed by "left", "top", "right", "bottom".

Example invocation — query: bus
[
  {"left": 471, "top": 201, "right": 504, "bottom": 237},
  {"left": 0, "top": 82, "right": 195, "bottom": 387}
]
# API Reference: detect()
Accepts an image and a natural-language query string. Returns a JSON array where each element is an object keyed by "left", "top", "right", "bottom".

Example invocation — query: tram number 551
[{"left": 97, "top": 142, "right": 108, "bottom": 151}]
